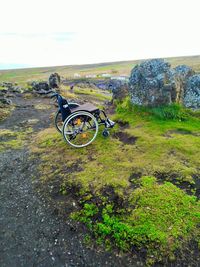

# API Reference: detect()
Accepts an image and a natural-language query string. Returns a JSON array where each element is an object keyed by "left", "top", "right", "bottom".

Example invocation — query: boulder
[
  {"left": 184, "top": 75, "right": 200, "bottom": 109},
  {"left": 31, "top": 81, "right": 49, "bottom": 91},
  {"left": 128, "top": 59, "right": 195, "bottom": 107},
  {"left": 49, "top": 73, "right": 61, "bottom": 89},
  {"left": 28, "top": 81, "right": 55, "bottom": 95}
]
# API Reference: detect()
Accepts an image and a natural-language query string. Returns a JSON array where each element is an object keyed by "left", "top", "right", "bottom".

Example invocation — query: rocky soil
[
  {"left": 0, "top": 93, "right": 199, "bottom": 267},
  {"left": 0, "top": 95, "right": 144, "bottom": 267}
]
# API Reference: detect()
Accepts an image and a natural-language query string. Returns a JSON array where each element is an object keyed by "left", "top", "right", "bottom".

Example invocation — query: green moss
[
  {"left": 0, "top": 128, "right": 33, "bottom": 152},
  {"left": 0, "top": 105, "right": 14, "bottom": 121},
  {"left": 73, "top": 87, "right": 111, "bottom": 101},
  {"left": 71, "top": 177, "right": 200, "bottom": 263}
]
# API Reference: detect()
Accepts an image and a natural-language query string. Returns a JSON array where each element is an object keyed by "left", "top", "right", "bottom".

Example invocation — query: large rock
[
  {"left": 29, "top": 81, "right": 54, "bottom": 95},
  {"left": 28, "top": 74, "right": 61, "bottom": 95},
  {"left": 128, "top": 59, "right": 195, "bottom": 107},
  {"left": 49, "top": 73, "right": 61, "bottom": 89},
  {"left": 129, "top": 59, "right": 175, "bottom": 106},
  {"left": 31, "top": 81, "right": 49, "bottom": 91},
  {"left": 184, "top": 75, "right": 200, "bottom": 109}
]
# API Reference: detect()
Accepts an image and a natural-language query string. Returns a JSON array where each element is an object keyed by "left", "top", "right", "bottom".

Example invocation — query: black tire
[
  {"left": 54, "top": 110, "right": 63, "bottom": 133},
  {"left": 102, "top": 129, "right": 110, "bottom": 137}
]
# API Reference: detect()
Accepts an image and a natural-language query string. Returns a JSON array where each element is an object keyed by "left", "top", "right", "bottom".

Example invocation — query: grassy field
[{"left": 0, "top": 55, "right": 200, "bottom": 86}]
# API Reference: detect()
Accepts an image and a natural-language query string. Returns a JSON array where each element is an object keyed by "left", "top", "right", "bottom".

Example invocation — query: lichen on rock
[
  {"left": 128, "top": 59, "right": 198, "bottom": 108},
  {"left": 184, "top": 74, "right": 200, "bottom": 109},
  {"left": 129, "top": 59, "right": 176, "bottom": 106}
]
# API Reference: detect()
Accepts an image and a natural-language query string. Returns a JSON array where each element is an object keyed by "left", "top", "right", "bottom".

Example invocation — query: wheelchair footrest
[{"left": 105, "top": 118, "right": 115, "bottom": 128}]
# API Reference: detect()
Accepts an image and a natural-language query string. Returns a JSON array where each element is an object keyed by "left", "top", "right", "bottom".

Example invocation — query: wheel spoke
[{"left": 62, "top": 112, "right": 98, "bottom": 148}]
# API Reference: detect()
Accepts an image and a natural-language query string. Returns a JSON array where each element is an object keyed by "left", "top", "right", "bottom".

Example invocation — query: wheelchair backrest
[{"left": 57, "top": 95, "right": 71, "bottom": 121}]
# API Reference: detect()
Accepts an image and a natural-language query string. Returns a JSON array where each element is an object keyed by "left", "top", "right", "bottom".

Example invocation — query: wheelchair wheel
[
  {"left": 54, "top": 103, "right": 80, "bottom": 133},
  {"left": 62, "top": 111, "right": 98, "bottom": 148},
  {"left": 102, "top": 128, "right": 110, "bottom": 137},
  {"left": 54, "top": 110, "right": 63, "bottom": 133}
]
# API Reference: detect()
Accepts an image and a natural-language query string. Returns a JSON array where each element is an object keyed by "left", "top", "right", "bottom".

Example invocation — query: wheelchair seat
[{"left": 70, "top": 103, "right": 99, "bottom": 113}]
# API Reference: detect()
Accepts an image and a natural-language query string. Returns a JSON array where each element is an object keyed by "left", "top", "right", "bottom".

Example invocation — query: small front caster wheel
[{"left": 102, "top": 129, "right": 110, "bottom": 137}]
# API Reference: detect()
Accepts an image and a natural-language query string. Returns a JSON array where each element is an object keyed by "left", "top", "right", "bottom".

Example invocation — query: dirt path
[{"left": 0, "top": 95, "right": 143, "bottom": 267}]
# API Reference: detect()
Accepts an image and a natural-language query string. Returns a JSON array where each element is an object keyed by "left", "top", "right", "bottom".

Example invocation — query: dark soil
[
  {"left": 113, "top": 131, "right": 138, "bottom": 145},
  {"left": 115, "top": 120, "right": 130, "bottom": 129},
  {"left": 165, "top": 128, "right": 200, "bottom": 137},
  {"left": 154, "top": 170, "right": 200, "bottom": 198}
]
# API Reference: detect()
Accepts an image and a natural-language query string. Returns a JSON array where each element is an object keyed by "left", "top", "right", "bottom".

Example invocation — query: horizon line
[{"left": 0, "top": 54, "right": 199, "bottom": 71}]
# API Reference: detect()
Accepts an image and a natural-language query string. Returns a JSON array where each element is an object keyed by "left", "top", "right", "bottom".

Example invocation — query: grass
[
  {"left": 30, "top": 96, "right": 200, "bottom": 264},
  {"left": 59, "top": 85, "right": 112, "bottom": 104},
  {"left": 34, "top": 103, "right": 52, "bottom": 110},
  {"left": 0, "top": 105, "right": 15, "bottom": 122},
  {"left": 73, "top": 87, "right": 111, "bottom": 101}
]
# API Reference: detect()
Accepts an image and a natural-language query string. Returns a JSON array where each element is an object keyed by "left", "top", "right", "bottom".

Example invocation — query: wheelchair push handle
[{"left": 50, "top": 93, "right": 59, "bottom": 99}]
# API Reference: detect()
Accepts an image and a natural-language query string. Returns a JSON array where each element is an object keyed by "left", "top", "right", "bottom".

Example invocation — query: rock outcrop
[
  {"left": 129, "top": 59, "right": 176, "bottom": 106},
  {"left": 31, "top": 81, "right": 49, "bottom": 91},
  {"left": 128, "top": 59, "right": 198, "bottom": 108},
  {"left": 0, "top": 82, "right": 23, "bottom": 94},
  {"left": 29, "top": 81, "right": 53, "bottom": 95},
  {"left": 49, "top": 73, "right": 61, "bottom": 89}
]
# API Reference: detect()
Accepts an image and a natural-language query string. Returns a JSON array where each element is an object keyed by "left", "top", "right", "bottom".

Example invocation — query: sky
[{"left": 0, "top": 0, "right": 200, "bottom": 70}]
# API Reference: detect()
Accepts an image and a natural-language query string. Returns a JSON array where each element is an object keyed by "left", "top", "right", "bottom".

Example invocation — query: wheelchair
[{"left": 51, "top": 93, "right": 115, "bottom": 148}]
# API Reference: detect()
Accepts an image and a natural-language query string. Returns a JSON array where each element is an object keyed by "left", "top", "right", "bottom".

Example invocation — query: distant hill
[{"left": 0, "top": 55, "right": 199, "bottom": 86}]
